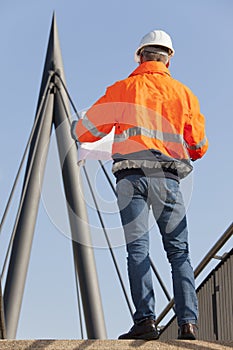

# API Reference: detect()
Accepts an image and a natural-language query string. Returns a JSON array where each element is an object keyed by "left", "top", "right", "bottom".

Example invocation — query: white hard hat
[{"left": 134, "top": 30, "right": 175, "bottom": 63}]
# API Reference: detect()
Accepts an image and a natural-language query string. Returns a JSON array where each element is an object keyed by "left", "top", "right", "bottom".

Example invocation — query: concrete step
[{"left": 0, "top": 339, "right": 232, "bottom": 350}]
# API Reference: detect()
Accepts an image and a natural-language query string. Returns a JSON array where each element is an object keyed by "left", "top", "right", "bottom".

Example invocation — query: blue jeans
[{"left": 116, "top": 174, "right": 198, "bottom": 327}]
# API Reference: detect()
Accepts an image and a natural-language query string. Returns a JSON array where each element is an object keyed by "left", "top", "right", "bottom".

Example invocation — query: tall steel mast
[{"left": 4, "top": 14, "right": 106, "bottom": 339}]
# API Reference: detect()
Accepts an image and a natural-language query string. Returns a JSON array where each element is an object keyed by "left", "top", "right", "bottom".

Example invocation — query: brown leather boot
[
  {"left": 178, "top": 323, "right": 198, "bottom": 340},
  {"left": 118, "top": 319, "right": 159, "bottom": 340}
]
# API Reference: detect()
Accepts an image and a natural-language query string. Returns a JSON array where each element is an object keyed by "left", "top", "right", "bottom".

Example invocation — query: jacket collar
[{"left": 129, "top": 61, "right": 171, "bottom": 77}]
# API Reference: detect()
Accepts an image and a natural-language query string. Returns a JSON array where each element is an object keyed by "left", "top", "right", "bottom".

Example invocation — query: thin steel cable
[
  {"left": 1, "top": 80, "right": 54, "bottom": 280},
  {"left": 0, "top": 72, "right": 55, "bottom": 234},
  {"left": 83, "top": 166, "right": 134, "bottom": 317},
  {"left": 97, "top": 160, "right": 116, "bottom": 196},
  {"left": 150, "top": 260, "right": 172, "bottom": 303},
  {"left": 74, "top": 272, "right": 84, "bottom": 339},
  {"left": 54, "top": 72, "right": 80, "bottom": 121}
]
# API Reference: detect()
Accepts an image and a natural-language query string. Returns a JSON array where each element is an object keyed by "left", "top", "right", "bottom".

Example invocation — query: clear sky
[{"left": 0, "top": 0, "right": 232, "bottom": 340}]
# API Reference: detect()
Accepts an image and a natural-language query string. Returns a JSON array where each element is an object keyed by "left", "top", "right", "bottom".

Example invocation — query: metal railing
[
  {"left": 160, "top": 245, "right": 233, "bottom": 340},
  {"left": 156, "top": 223, "right": 233, "bottom": 327}
]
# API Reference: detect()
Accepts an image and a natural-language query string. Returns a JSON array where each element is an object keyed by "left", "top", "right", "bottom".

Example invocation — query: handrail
[
  {"left": 194, "top": 222, "right": 233, "bottom": 277},
  {"left": 156, "top": 222, "right": 233, "bottom": 326}
]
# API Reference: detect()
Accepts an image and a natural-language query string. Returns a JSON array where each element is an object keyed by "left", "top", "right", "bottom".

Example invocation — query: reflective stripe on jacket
[{"left": 73, "top": 61, "right": 208, "bottom": 178}]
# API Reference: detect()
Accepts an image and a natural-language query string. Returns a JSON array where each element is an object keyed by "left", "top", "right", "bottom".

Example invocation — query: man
[{"left": 71, "top": 30, "right": 208, "bottom": 340}]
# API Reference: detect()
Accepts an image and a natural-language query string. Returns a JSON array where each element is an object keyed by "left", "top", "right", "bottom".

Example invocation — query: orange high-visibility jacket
[{"left": 73, "top": 61, "right": 208, "bottom": 178}]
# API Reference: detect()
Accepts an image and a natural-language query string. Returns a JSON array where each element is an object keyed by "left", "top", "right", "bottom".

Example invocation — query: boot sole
[
  {"left": 178, "top": 334, "right": 196, "bottom": 340},
  {"left": 119, "top": 331, "right": 160, "bottom": 341}
]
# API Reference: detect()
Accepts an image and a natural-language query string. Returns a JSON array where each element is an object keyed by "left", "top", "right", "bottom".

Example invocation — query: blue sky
[{"left": 0, "top": 0, "right": 232, "bottom": 340}]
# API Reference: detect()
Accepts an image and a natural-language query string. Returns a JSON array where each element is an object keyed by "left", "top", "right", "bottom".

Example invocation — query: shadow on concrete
[
  {"left": 23, "top": 339, "right": 57, "bottom": 350},
  {"left": 73, "top": 340, "right": 99, "bottom": 350}
]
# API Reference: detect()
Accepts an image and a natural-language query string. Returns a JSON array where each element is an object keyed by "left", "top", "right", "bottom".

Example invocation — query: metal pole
[
  {"left": 53, "top": 91, "right": 107, "bottom": 339},
  {"left": 51, "top": 15, "right": 106, "bottom": 338},
  {"left": 3, "top": 14, "right": 58, "bottom": 336},
  {"left": 3, "top": 88, "right": 54, "bottom": 339}
]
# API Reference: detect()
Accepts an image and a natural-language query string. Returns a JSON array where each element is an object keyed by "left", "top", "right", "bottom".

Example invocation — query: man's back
[
  {"left": 73, "top": 46, "right": 207, "bottom": 177},
  {"left": 105, "top": 61, "right": 203, "bottom": 147}
]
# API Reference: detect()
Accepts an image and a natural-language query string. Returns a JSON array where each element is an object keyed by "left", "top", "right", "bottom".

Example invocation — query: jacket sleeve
[
  {"left": 184, "top": 92, "right": 208, "bottom": 160},
  {"left": 72, "top": 88, "right": 116, "bottom": 143}
]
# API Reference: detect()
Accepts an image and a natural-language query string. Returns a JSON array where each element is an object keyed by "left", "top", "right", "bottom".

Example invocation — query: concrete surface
[{"left": 0, "top": 340, "right": 232, "bottom": 350}]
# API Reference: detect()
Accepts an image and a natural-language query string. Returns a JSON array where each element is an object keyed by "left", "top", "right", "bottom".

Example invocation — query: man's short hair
[{"left": 140, "top": 45, "right": 169, "bottom": 64}]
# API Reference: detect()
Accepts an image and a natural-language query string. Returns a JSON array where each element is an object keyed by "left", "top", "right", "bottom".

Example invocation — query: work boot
[
  {"left": 178, "top": 323, "right": 198, "bottom": 340},
  {"left": 118, "top": 319, "right": 159, "bottom": 340}
]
